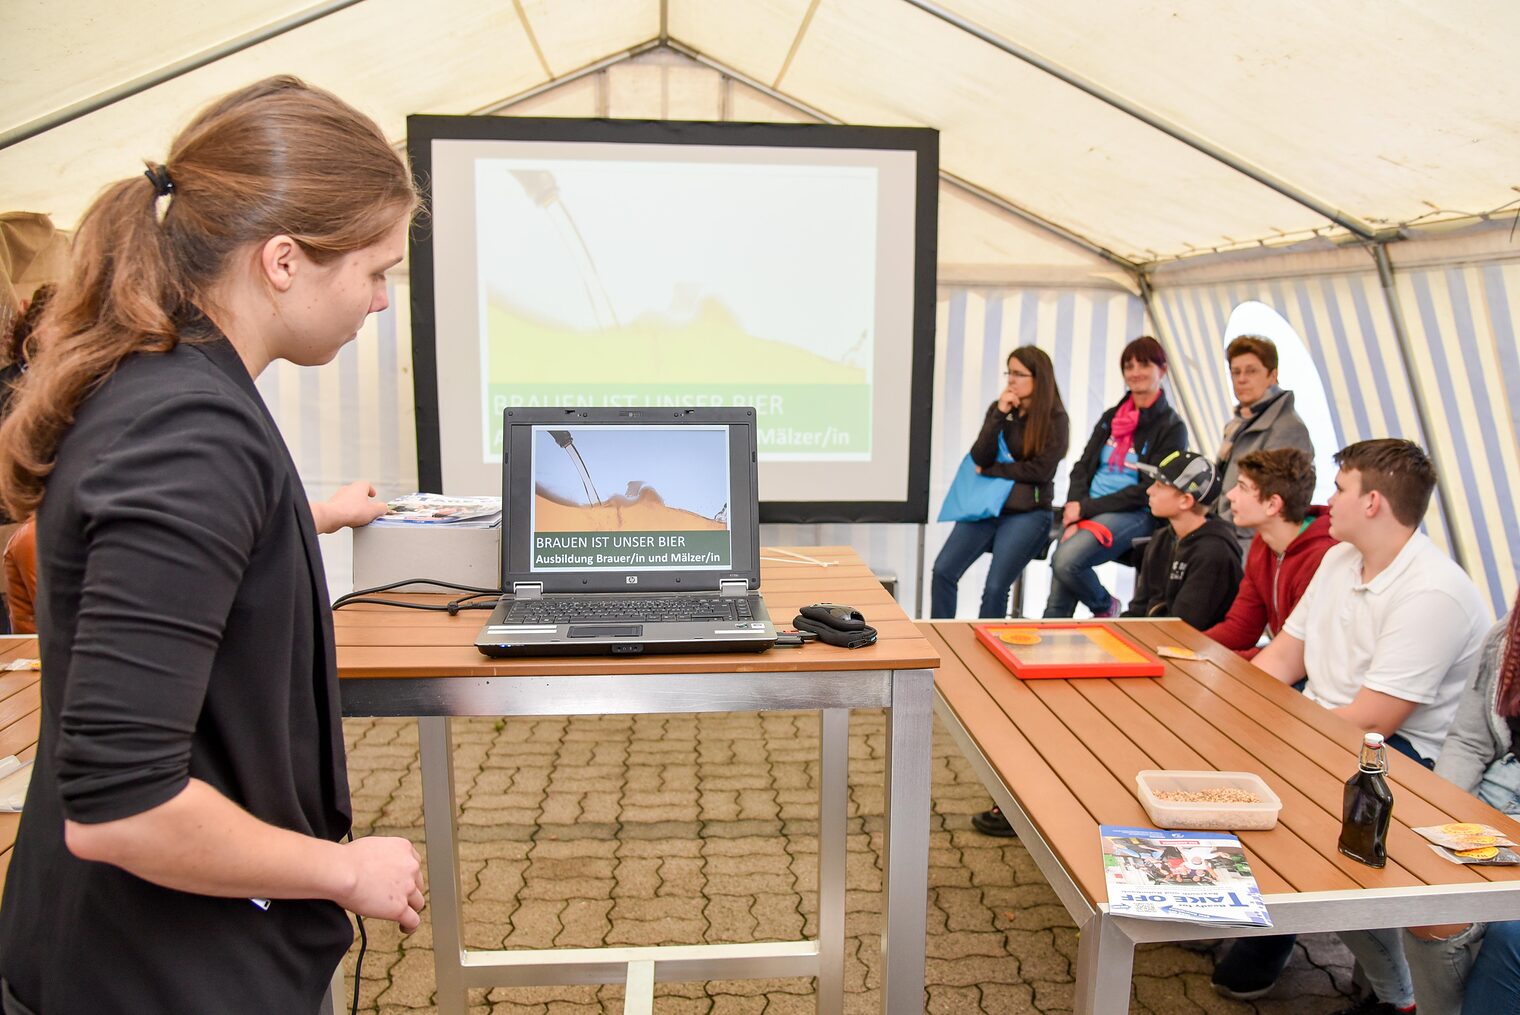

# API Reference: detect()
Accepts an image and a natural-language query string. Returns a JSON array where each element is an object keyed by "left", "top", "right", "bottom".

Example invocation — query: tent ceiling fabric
[
  {"left": 2, "top": 0, "right": 1516, "bottom": 266},
  {"left": 940, "top": 0, "right": 1520, "bottom": 233}
]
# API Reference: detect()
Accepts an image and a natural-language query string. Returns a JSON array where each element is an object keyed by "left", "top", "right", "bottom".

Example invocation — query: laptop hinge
[
  {"left": 718, "top": 579, "right": 750, "bottom": 598},
  {"left": 512, "top": 582, "right": 544, "bottom": 600}
]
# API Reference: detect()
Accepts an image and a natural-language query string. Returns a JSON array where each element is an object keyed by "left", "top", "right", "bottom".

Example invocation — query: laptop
[{"left": 475, "top": 407, "right": 778, "bottom": 657}]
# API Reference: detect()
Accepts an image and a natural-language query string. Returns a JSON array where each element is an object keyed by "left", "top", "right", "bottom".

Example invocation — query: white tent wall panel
[
  {"left": 0, "top": 0, "right": 551, "bottom": 228},
  {"left": 0, "top": 0, "right": 314, "bottom": 129},
  {"left": 668, "top": 0, "right": 813, "bottom": 83},
  {"left": 769, "top": 0, "right": 1324, "bottom": 261},
  {"left": 502, "top": 74, "right": 603, "bottom": 118},
  {"left": 935, "top": 0, "right": 1520, "bottom": 231},
  {"left": 520, "top": 0, "right": 657, "bottom": 77}
]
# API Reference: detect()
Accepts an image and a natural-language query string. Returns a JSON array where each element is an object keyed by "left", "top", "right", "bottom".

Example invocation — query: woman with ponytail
[
  {"left": 1393, "top": 599, "right": 1520, "bottom": 1014},
  {"left": 0, "top": 77, "right": 425, "bottom": 1013}
]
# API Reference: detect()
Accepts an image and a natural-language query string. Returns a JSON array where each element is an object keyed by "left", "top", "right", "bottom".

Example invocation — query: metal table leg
[
  {"left": 420, "top": 716, "right": 468, "bottom": 1015},
  {"left": 624, "top": 959, "right": 654, "bottom": 1014},
  {"left": 817, "top": 708, "right": 849, "bottom": 1013},
  {"left": 1074, "top": 909, "right": 1135, "bottom": 1015},
  {"left": 880, "top": 668, "right": 934, "bottom": 1013}
]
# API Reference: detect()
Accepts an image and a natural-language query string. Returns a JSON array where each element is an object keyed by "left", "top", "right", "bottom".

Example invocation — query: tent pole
[
  {"left": 0, "top": 0, "right": 369, "bottom": 151},
  {"left": 1370, "top": 244, "right": 1467, "bottom": 568},
  {"left": 662, "top": 38, "right": 1141, "bottom": 276},
  {"left": 940, "top": 171, "right": 1141, "bottom": 277},
  {"left": 467, "top": 40, "right": 665, "bottom": 117},
  {"left": 1136, "top": 274, "right": 1212, "bottom": 451},
  {"left": 899, "top": 0, "right": 1380, "bottom": 241}
]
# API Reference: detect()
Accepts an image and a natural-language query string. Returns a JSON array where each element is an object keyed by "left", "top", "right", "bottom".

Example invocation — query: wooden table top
[
  {"left": 0, "top": 637, "right": 41, "bottom": 895},
  {"left": 927, "top": 618, "right": 1520, "bottom": 905},
  {"left": 334, "top": 546, "right": 939, "bottom": 677}
]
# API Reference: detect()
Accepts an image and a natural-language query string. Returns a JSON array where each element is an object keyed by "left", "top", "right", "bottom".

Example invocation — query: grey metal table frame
[
  {"left": 934, "top": 692, "right": 1520, "bottom": 1014},
  {"left": 342, "top": 665, "right": 935, "bottom": 1014}
]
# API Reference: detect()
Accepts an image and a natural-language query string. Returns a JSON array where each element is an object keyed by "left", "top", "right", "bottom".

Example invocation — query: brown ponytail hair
[
  {"left": 0, "top": 75, "right": 416, "bottom": 519},
  {"left": 1008, "top": 346, "right": 1064, "bottom": 458},
  {"left": 1499, "top": 594, "right": 1520, "bottom": 720}
]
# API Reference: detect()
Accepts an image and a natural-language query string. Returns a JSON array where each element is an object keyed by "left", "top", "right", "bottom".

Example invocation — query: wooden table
[
  {"left": 335, "top": 546, "right": 939, "bottom": 1015},
  {"left": 0, "top": 636, "right": 40, "bottom": 897},
  {"left": 928, "top": 618, "right": 1520, "bottom": 1015}
]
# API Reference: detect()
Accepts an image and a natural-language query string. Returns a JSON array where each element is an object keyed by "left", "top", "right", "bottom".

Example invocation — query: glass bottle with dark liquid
[{"left": 1338, "top": 732, "right": 1394, "bottom": 867}]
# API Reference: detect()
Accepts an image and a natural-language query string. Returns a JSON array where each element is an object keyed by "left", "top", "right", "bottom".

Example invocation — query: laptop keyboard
[{"left": 504, "top": 595, "right": 755, "bottom": 625}]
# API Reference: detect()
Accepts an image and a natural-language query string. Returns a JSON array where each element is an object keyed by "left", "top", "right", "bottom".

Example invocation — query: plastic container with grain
[{"left": 1135, "top": 770, "right": 1282, "bottom": 831}]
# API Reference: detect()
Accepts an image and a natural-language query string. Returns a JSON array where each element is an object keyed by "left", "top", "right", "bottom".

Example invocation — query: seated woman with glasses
[{"left": 930, "top": 345, "right": 1068, "bottom": 619}]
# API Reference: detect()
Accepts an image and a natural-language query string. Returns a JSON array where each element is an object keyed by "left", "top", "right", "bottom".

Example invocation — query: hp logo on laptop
[{"left": 626, "top": 576, "right": 638, "bottom": 584}]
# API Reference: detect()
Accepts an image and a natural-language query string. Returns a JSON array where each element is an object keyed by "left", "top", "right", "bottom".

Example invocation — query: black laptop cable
[
  {"left": 349, "top": 910, "right": 367, "bottom": 1015},
  {"left": 331, "top": 577, "right": 502, "bottom": 614}
]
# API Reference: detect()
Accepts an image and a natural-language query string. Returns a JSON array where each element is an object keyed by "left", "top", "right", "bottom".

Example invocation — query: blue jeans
[
  {"left": 1399, "top": 755, "right": 1520, "bottom": 1014},
  {"left": 1340, "top": 928, "right": 1416, "bottom": 1009},
  {"left": 1042, "top": 508, "right": 1154, "bottom": 617},
  {"left": 931, "top": 511, "right": 1052, "bottom": 619}
]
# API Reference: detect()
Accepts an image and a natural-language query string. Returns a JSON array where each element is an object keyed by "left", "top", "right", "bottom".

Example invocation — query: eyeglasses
[{"left": 1002, "top": 369, "right": 1033, "bottom": 380}]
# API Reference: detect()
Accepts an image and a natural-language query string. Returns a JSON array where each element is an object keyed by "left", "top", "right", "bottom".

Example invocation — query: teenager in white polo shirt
[
  {"left": 1257, "top": 438, "right": 1489, "bottom": 762},
  {"left": 1211, "top": 438, "right": 1490, "bottom": 1012}
]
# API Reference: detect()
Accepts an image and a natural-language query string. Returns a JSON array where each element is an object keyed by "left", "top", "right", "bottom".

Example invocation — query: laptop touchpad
[{"left": 568, "top": 625, "right": 642, "bottom": 638}]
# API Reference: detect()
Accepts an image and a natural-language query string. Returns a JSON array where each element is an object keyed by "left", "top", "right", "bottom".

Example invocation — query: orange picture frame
[{"left": 973, "top": 622, "right": 1165, "bottom": 680}]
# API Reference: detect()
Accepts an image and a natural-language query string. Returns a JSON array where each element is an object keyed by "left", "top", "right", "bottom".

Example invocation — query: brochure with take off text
[{"left": 1100, "top": 825, "right": 1272, "bottom": 927}]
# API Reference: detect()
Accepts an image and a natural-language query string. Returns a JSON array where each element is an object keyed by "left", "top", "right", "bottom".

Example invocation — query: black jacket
[
  {"left": 1064, "top": 390, "right": 1188, "bottom": 518},
  {"left": 0, "top": 325, "right": 353, "bottom": 1013},
  {"left": 1123, "top": 515, "right": 1244, "bottom": 630},
  {"left": 969, "top": 401, "right": 1070, "bottom": 514}
]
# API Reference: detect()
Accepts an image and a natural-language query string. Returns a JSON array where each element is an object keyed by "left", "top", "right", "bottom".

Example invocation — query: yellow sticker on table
[
  {"left": 998, "top": 630, "right": 1042, "bottom": 646},
  {"left": 1455, "top": 845, "right": 1501, "bottom": 860}
]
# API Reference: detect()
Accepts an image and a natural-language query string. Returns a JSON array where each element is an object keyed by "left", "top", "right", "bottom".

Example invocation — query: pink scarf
[{"left": 1107, "top": 396, "right": 1139, "bottom": 472}]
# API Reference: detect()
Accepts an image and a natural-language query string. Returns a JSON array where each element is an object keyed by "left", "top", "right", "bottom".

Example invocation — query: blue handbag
[{"left": 937, "top": 433, "right": 1016, "bottom": 523}]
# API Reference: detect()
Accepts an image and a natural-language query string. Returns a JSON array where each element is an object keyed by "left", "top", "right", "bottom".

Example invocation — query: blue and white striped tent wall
[
  {"left": 768, "top": 286, "right": 1152, "bottom": 616},
  {"left": 1393, "top": 261, "right": 1520, "bottom": 615},
  {"left": 922, "top": 286, "right": 1152, "bottom": 616},
  {"left": 1151, "top": 268, "right": 1520, "bottom": 618}
]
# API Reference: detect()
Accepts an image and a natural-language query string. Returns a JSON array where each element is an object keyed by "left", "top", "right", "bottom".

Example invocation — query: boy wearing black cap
[{"left": 1122, "top": 450, "right": 1243, "bottom": 629}]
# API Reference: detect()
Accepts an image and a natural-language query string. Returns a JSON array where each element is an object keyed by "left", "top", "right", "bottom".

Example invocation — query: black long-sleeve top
[
  {"left": 1122, "top": 516, "right": 1245, "bottom": 629},
  {"left": 1064, "top": 390, "right": 1189, "bottom": 518},
  {"left": 0, "top": 323, "right": 353, "bottom": 1013},
  {"left": 969, "top": 401, "right": 1070, "bottom": 514}
]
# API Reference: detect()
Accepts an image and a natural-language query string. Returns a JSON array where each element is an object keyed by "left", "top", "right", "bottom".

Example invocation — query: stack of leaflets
[
  {"left": 1415, "top": 822, "right": 1520, "bottom": 866},
  {"left": 1100, "top": 825, "right": 1272, "bottom": 927},
  {"left": 373, "top": 493, "right": 502, "bottom": 527}
]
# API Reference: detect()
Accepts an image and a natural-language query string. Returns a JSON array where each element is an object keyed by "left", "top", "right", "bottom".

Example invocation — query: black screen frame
[
  {"left": 500, "top": 407, "right": 762, "bottom": 594},
  {"left": 407, "top": 113, "right": 938, "bottom": 524}
]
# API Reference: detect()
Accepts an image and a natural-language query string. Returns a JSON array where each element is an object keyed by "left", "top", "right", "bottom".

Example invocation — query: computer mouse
[{"left": 798, "top": 603, "right": 866, "bottom": 631}]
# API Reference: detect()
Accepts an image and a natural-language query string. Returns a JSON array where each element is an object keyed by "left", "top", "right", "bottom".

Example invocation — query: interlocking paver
[{"left": 339, "top": 712, "right": 1361, "bottom": 1013}]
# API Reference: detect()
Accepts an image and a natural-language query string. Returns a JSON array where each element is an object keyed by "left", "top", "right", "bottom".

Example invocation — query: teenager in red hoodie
[{"left": 1204, "top": 447, "right": 1336, "bottom": 659}]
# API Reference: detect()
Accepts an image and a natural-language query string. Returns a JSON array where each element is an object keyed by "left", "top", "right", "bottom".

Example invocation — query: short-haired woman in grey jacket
[{"left": 1215, "top": 336, "right": 1314, "bottom": 557}]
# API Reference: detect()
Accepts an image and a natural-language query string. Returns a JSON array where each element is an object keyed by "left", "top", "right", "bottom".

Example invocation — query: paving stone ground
[{"left": 338, "top": 712, "right": 1365, "bottom": 1014}]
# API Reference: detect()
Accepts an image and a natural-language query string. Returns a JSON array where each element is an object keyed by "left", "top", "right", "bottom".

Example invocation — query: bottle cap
[{"left": 1364, "top": 732, "right": 1385, "bottom": 746}]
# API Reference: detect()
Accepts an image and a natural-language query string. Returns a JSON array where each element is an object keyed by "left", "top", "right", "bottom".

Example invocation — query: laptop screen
[{"left": 501, "top": 408, "right": 762, "bottom": 593}]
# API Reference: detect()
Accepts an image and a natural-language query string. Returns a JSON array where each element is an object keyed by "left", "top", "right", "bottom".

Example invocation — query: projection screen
[{"left": 407, "top": 115, "right": 937, "bottom": 523}]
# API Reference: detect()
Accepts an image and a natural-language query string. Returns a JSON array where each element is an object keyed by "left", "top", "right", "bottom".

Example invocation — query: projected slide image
[
  {"left": 530, "top": 425, "right": 732, "bottom": 572},
  {"left": 477, "top": 158, "right": 876, "bottom": 463}
]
